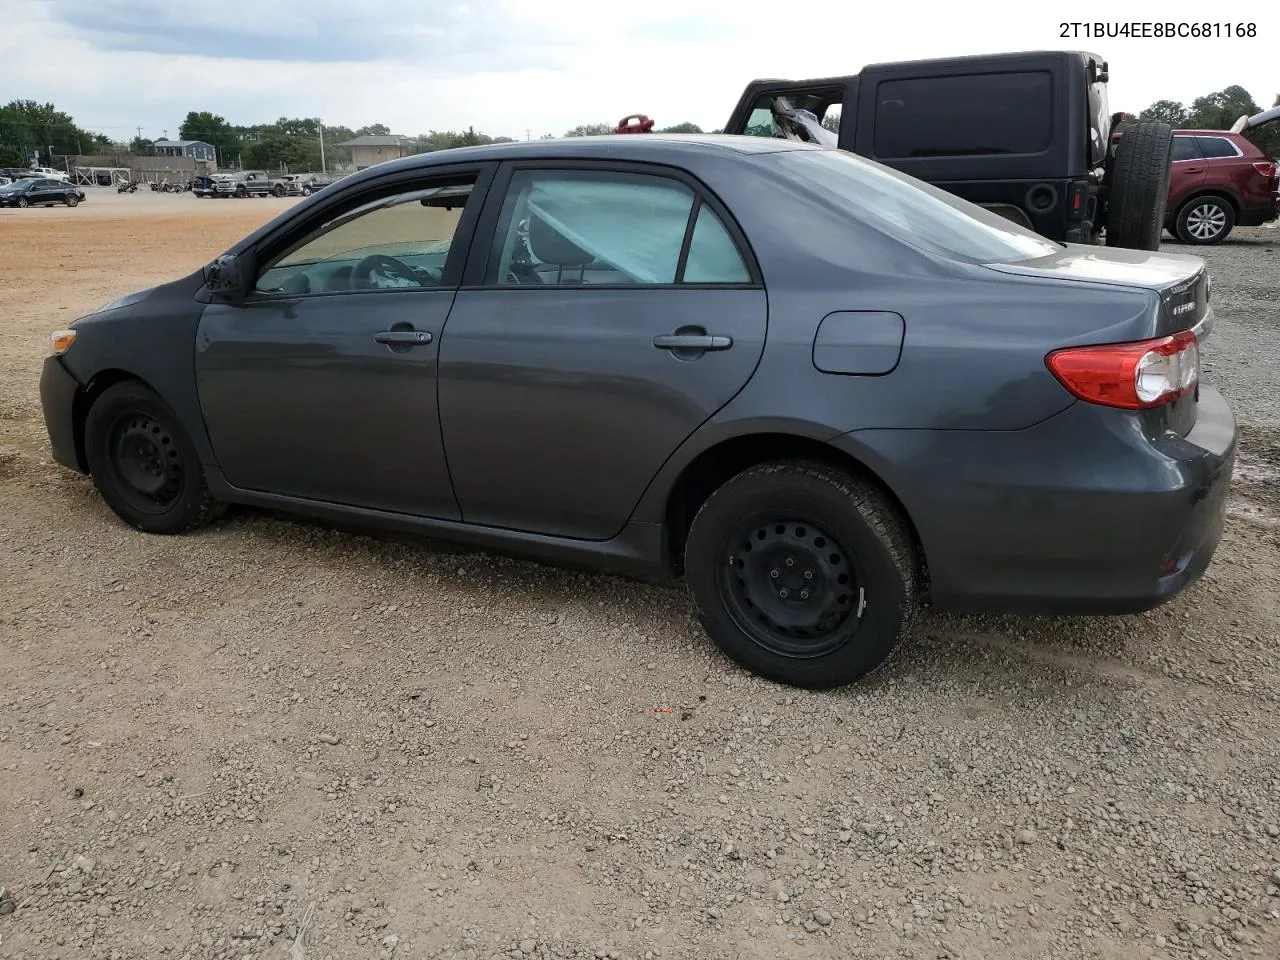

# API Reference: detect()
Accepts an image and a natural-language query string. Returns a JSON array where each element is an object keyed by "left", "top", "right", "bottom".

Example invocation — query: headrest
[{"left": 528, "top": 212, "right": 593, "bottom": 267}]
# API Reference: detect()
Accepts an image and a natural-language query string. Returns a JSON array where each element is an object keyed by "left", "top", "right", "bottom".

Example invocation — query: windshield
[{"left": 768, "top": 148, "right": 1061, "bottom": 264}]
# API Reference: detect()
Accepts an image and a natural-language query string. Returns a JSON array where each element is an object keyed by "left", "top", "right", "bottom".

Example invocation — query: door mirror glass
[{"left": 204, "top": 253, "right": 247, "bottom": 298}]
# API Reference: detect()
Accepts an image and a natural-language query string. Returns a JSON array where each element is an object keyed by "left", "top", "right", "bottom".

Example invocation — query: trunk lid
[{"left": 986, "top": 245, "right": 1212, "bottom": 341}]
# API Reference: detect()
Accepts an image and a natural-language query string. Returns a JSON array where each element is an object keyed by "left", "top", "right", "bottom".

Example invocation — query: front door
[
  {"left": 438, "top": 163, "right": 768, "bottom": 540},
  {"left": 195, "top": 170, "right": 488, "bottom": 518}
]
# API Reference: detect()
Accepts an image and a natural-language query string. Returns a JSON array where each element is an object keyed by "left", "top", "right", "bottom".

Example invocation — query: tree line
[{"left": 3, "top": 85, "right": 1276, "bottom": 172}]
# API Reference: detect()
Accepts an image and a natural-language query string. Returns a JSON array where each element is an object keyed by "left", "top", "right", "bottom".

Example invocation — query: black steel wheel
[
  {"left": 684, "top": 460, "right": 920, "bottom": 689},
  {"left": 84, "top": 381, "right": 225, "bottom": 534},
  {"left": 720, "top": 517, "right": 864, "bottom": 658}
]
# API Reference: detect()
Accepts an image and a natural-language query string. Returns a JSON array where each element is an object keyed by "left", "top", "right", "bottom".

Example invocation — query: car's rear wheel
[
  {"left": 683, "top": 460, "right": 920, "bottom": 689},
  {"left": 1175, "top": 195, "right": 1234, "bottom": 244},
  {"left": 84, "top": 381, "right": 225, "bottom": 535},
  {"left": 1105, "top": 120, "right": 1173, "bottom": 251}
]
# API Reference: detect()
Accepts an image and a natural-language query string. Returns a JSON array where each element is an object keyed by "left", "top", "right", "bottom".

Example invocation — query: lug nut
[
  {"left": 803, "top": 570, "right": 813, "bottom": 580},
  {"left": 779, "top": 588, "right": 789, "bottom": 598},
  {"left": 785, "top": 557, "right": 795, "bottom": 567},
  {"left": 770, "top": 569, "right": 779, "bottom": 578},
  {"left": 800, "top": 590, "right": 809, "bottom": 600}
]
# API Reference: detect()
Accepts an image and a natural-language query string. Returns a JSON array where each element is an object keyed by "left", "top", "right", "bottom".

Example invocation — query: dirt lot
[{"left": 1, "top": 190, "right": 1279, "bottom": 960}]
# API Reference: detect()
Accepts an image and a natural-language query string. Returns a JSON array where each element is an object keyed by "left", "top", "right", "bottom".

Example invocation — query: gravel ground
[{"left": 1, "top": 192, "right": 1278, "bottom": 960}]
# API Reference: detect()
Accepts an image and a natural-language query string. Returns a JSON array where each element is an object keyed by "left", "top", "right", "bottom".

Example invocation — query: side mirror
[{"left": 203, "top": 253, "right": 248, "bottom": 298}]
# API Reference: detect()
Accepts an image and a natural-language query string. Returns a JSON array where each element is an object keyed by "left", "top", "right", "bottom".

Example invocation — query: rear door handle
[
  {"left": 652, "top": 334, "right": 733, "bottom": 351},
  {"left": 374, "top": 330, "right": 432, "bottom": 345}
]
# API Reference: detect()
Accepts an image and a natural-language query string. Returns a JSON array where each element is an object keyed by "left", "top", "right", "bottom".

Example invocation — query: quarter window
[
  {"left": 255, "top": 179, "right": 475, "bottom": 296},
  {"left": 873, "top": 71, "right": 1054, "bottom": 158},
  {"left": 490, "top": 169, "right": 750, "bottom": 286},
  {"left": 1195, "top": 136, "right": 1240, "bottom": 159}
]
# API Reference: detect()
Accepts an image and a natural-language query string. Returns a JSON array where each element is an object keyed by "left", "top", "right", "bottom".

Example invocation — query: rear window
[
  {"left": 769, "top": 148, "right": 1060, "bottom": 264},
  {"left": 873, "top": 71, "right": 1054, "bottom": 158}
]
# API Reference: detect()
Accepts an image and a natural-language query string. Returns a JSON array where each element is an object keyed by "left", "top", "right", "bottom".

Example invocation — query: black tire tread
[
  {"left": 85, "top": 381, "right": 225, "bottom": 534},
  {"left": 1106, "top": 121, "right": 1173, "bottom": 250},
  {"left": 686, "top": 459, "right": 921, "bottom": 688}
]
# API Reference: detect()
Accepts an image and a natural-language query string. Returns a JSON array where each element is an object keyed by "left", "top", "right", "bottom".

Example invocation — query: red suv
[{"left": 1164, "top": 121, "right": 1279, "bottom": 244}]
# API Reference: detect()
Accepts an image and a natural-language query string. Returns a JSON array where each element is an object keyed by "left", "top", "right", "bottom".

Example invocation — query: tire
[
  {"left": 235, "top": 186, "right": 247, "bottom": 198},
  {"left": 84, "top": 381, "right": 225, "bottom": 535},
  {"left": 1105, "top": 120, "right": 1173, "bottom": 250},
  {"left": 683, "top": 460, "right": 920, "bottom": 689},
  {"left": 1175, "top": 195, "right": 1234, "bottom": 245},
  {"left": 66, "top": 195, "right": 79, "bottom": 207},
  {"left": 273, "top": 186, "right": 285, "bottom": 198},
  {"left": 16, "top": 197, "right": 28, "bottom": 208},
  {"left": 302, "top": 186, "right": 312, "bottom": 196}
]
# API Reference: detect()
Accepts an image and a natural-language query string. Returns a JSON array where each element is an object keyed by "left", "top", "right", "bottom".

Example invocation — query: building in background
[
  {"left": 151, "top": 139, "right": 218, "bottom": 163},
  {"left": 337, "top": 135, "right": 415, "bottom": 171}
]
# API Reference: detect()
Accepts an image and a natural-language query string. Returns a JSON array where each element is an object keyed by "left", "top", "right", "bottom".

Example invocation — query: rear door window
[
  {"left": 1171, "top": 137, "right": 1202, "bottom": 162},
  {"left": 873, "top": 71, "right": 1054, "bottom": 158}
]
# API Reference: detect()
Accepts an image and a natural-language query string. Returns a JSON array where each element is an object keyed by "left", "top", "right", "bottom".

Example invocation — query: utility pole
[{"left": 318, "top": 120, "right": 326, "bottom": 174}]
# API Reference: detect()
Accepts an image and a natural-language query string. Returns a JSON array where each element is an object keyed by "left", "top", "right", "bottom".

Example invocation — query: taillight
[
  {"left": 1046, "top": 331, "right": 1199, "bottom": 410},
  {"left": 1252, "top": 161, "right": 1277, "bottom": 180}
]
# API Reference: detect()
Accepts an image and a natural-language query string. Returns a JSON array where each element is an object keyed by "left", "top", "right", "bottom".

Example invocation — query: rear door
[
  {"left": 1167, "top": 135, "right": 1206, "bottom": 211},
  {"left": 437, "top": 160, "right": 768, "bottom": 540}
]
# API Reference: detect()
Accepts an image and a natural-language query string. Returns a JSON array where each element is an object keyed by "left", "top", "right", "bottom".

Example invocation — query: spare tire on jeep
[{"left": 1105, "top": 120, "right": 1173, "bottom": 251}]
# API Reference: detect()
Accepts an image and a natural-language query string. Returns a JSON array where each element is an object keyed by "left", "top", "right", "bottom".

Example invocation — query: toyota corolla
[{"left": 39, "top": 135, "right": 1236, "bottom": 688}]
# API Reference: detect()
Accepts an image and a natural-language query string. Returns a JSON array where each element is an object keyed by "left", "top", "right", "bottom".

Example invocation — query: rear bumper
[
  {"left": 838, "top": 385, "right": 1237, "bottom": 614},
  {"left": 1238, "top": 198, "right": 1280, "bottom": 227},
  {"left": 39, "top": 355, "right": 85, "bottom": 473}
]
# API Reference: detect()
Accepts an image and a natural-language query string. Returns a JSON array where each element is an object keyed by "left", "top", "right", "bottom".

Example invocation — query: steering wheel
[{"left": 350, "top": 253, "right": 440, "bottom": 290}]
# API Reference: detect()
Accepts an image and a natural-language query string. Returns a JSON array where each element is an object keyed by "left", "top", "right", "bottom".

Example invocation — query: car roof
[{"left": 350, "top": 134, "right": 816, "bottom": 181}]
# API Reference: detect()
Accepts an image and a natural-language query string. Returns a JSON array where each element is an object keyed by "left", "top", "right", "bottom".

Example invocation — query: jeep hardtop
[{"left": 723, "top": 49, "right": 1173, "bottom": 250}]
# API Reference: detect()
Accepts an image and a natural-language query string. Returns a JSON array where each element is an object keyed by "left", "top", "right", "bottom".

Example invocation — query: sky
[{"left": 1, "top": 0, "right": 1275, "bottom": 142}]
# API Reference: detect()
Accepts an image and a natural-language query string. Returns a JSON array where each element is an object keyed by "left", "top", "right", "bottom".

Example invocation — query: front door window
[{"left": 256, "top": 180, "right": 476, "bottom": 296}]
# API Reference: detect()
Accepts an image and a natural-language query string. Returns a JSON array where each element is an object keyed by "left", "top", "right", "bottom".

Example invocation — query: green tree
[
  {"left": 0, "top": 99, "right": 104, "bottom": 164},
  {"left": 1138, "top": 99, "right": 1189, "bottom": 125},
  {"left": 659, "top": 122, "right": 703, "bottom": 134},
  {"left": 178, "top": 110, "right": 240, "bottom": 164},
  {"left": 1186, "top": 85, "right": 1259, "bottom": 130},
  {"left": 356, "top": 123, "right": 391, "bottom": 137},
  {"left": 564, "top": 122, "right": 615, "bottom": 137}
]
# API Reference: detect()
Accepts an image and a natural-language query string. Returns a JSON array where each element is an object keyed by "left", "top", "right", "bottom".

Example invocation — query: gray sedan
[{"left": 38, "top": 135, "right": 1236, "bottom": 688}]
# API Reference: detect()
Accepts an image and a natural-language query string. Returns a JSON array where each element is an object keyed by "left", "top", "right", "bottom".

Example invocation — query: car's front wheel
[
  {"left": 16, "top": 197, "right": 28, "bottom": 208},
  {"left": 84, "top": 381, "right": 225, "bottom": 534},
  {"left": 1175, "top": 195, "right": 1235, "bottom": 244},
  {"left": 66, "top": 195, "right": 79, "bottom": 207},
  {"left": 683, "top": 460, "right": 920, "bottom": 689}
]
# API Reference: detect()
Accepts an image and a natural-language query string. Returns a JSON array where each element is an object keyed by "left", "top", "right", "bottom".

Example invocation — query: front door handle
[
  {"left": 652, "top": 334, "right": 733, "bottom": 351},
  {"left": 374, "top": 329, "right": 432, "bottom": 345}
]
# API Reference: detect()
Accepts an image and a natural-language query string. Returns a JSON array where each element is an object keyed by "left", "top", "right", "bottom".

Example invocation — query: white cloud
[{"left": 0, "top": 0, "right": 1274, "bottom": 141}]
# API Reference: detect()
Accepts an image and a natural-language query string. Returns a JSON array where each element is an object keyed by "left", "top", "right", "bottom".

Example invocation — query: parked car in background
[
  {"left": 27, "top": 166, "right": 71, "bottom": 182},
  {"left": 1164, "top": 129, "right": 1278, "bottom": 244},
  {"left": 722, "top": 50, "right": 1175, "bottom": 251},
  {"left": 271, "top": 174, "right": 320, "bottom": 197},
  {"left": 213, "top": 170, "right": 273, "bottom": 197},
  {"left": 0, "top": 177, "right": 84, "bottom": 207},
  {"left": 39, "top": 135, "right": 1235, "bottom": 689}
]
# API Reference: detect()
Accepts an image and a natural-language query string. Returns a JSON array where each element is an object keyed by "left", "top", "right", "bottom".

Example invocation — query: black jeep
[{"left": 723, "top": 50, "right": 1173, "bottom": 250}]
